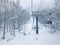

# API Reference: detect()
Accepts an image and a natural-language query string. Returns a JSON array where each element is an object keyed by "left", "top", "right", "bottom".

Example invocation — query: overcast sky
[{"left": 20, "top": 0, "right": 55, "bottom": 10}]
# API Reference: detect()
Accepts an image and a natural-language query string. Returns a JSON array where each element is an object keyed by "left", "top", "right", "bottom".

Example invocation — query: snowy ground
[{"left": 0, "top": 17, "right": 60, "bottom": 45}]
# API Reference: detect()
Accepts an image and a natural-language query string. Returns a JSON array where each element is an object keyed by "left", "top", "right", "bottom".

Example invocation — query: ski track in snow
[{"left": 0, "top": 17, "right": 60, "bottom": 45}]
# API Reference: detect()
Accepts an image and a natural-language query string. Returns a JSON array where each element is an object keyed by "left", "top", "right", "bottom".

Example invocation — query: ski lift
[
  {"left": 46, "top": 21, "right": 52, "bottom": 24},
  {"left": 49, "top": 13, "right": 52, "bottom": 15}
]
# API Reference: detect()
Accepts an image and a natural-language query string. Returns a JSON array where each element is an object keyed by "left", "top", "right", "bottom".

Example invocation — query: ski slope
[{"left": 0, "top": 17, "right": 60, "bottom": 45}]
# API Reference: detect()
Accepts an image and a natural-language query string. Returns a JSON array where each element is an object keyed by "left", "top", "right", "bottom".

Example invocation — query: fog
[{"left": 20, "top": 0, "right": 55, "bottom": 10}]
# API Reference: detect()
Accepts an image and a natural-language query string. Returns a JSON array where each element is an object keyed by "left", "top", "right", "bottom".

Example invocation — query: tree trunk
[{"left": 2, "top": 17, "right": 6, "bottom": 39}]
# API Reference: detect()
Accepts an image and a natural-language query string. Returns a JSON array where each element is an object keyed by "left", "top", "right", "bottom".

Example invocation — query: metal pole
[{"left": 36, "top": 16, "right": 38, "bottom": 34}]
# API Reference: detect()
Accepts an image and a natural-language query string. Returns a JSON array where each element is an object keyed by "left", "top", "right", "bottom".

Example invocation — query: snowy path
[{"left": 0, "top": 17, "right": 60, "bottom": 45}]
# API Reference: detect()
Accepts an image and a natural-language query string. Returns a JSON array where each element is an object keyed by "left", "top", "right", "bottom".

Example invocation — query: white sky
[
  {"left": 20, "top": 0, "right": 41, "bottom": 8},
  {"left": 20, "top": 0, "right": 55, "bottom": 10}
]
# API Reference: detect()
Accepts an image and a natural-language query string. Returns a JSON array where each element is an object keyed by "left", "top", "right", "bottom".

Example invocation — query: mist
[{"left": 20, "top": 0, "right": 55, "bottom": 10}]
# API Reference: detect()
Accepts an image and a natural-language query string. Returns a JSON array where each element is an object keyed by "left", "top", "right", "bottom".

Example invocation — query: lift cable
[{"left": 37, "top": 0, "right": 46, "bottom": 11}]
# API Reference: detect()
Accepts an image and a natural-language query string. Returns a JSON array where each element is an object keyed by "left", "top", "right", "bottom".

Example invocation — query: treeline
[{"left": 0, "top": 0, "right": 30, "bottom": 39}]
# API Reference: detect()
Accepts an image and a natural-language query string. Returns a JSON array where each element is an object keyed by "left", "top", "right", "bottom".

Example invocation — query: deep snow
[{"left": 0, "top": 17, "right": 60, "bottom": 45}]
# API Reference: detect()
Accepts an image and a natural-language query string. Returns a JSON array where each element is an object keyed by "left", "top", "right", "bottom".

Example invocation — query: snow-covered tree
[{"left": 0, "top": 0, "right": 30, "bottom": 39}]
